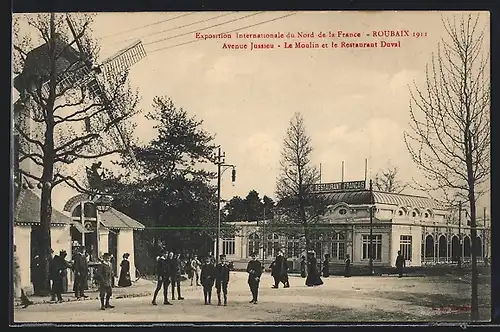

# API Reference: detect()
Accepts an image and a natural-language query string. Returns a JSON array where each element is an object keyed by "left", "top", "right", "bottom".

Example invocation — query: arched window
[
  {"left": 438, "top": 235, "right": 447, "bottom": 259},
  {"left": 425, "top": 235, "right": 434, "bottom": 258},
  {"left": 247, "top": 233, "right": 260, "bottom": 258},
  {"left": 286, "top": 235, "right": 301, "bottom": 258},
  {"left": 451, "top": 235, "right": 460, "bottom": 261},
  {"left": 331, "top": 232, "right": 346, "bottom": 260},
  {"left": 266, "top": 233, "right": 280, "bottom": 258},
  {"left": 463, "top": 236, "right": 471, "bottom": 257},
  {"left": 476, "top": 236, "right": 483, "bottom": 258}
]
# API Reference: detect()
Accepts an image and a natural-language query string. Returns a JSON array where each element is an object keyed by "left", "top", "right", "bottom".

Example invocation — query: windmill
[
  {"left": 61, "top": 14, "right": 146, "bottom": 170},
  {"left": 13, "top": 13, "right": 146, "bottom": 198}
]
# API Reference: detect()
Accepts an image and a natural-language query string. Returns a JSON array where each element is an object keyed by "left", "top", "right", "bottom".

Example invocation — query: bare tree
[
  {"left": 274, "top": 112, "right": 327, "bottom": 252},
  {"left": 373, "top": 163, "right": 408, "bottom": 193},
  {"left": 12, "top": 13, "right": 139, "bottom": 295},
  {"left": 404, "top": 14, "right": 490, "bottom": 321}
]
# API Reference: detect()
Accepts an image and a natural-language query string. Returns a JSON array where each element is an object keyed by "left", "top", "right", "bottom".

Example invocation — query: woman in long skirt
[
  {"left": 305, "top": 251, "right": 323, "bottom": 286},
  {"left": 118, "top": 253, "right": 132, "bottom": 287}
]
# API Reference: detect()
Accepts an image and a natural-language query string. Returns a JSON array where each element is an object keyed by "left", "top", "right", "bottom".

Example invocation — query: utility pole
[
  {"left": 369, "top": 179, "right": 374, "bottom": 275},
  {"left": 262, "top": 207, "right": 266, "bottom": 262},
  {"left": 216, "top": 147, "right": 222, "bottom": 264},
  {"left": 214, "top": 147, "right": 236, "bottom": 264},
  {"left": 458, "top": 202, "right": 462, "bottom": 269}
]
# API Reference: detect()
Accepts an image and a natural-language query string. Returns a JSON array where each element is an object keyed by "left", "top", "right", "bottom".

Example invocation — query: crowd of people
[
  {"left": 15, "top": 244, "right": 409, "bottom": 311},
  {"left": 28, "top": 247, "right": 133, "bottom": 305}
]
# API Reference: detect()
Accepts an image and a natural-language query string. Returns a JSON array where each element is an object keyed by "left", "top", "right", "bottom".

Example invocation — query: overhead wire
[
  {"left": 144, "top": 11, "right": 265, "bottom": 47},
  {"left": 97, "top": 12, "right": 196, "bottom": 40},
  {"left": 121, "top": 11, "right": 236, "bottom": 44},
  {"left": 147, "top": 12, "right": 297, "bottom": 53}
]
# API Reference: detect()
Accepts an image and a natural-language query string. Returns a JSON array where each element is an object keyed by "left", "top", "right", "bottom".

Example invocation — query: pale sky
[{"left": 13, "top": 11, "right": 491, "bottom": 212}]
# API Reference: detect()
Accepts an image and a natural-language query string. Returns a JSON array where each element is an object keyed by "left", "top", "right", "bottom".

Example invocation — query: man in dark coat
[
  {"left": 72, "top": 246, "right": 89, "bottom": 299},
  {"left": 395, "top": 250, "right": 405, "bottom": 278},
  {"left": 169, "top": 252, "right": 184, "bottom": 300},
  {"left": 152, "top": 250, "right": 172, "bottom": 305},
  {"left": 215, "top": 254, "right": 230, "bottom": 306},
  {"left": 270, "top": 250, "right": 289, "bottom": 288},
  {"left": 201, "top": 256, "right": 216, "bottom": 305},
  {"left": 246, "top": 252, "right": 263, "bottom": 304},
  {"left": 50, "top": 250, "right": 68, "bottom": 302},
  {"left": 95, "top": 253, "right": 114, "bottom": 310}
]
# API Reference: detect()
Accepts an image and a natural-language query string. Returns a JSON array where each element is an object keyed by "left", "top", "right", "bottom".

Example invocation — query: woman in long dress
[
  {"left": 305, "top": 251, "right": 323, "bottom": 286},
  {"left": 118, "top": 253, "right": 132, "bottom": 287}
]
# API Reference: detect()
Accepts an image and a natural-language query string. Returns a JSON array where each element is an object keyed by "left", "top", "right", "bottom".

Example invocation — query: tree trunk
[
  {"left": 37, "top": 13, "right": 57, "bottom": 296},
  {"left": 38, "top": 183, "right": 53, "bottom": 296},
  {"left": 469, "top": 189, "right": 479, "bottom": 321}
]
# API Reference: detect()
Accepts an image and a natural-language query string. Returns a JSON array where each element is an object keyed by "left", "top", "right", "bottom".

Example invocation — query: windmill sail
[{"left": 100, "top": 40, "right": 147, "bottom": 81}]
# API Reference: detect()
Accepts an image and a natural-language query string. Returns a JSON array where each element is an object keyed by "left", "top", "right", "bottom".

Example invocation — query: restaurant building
[{"left": 216, "top": 181, "right": 490, "bottom": 271}]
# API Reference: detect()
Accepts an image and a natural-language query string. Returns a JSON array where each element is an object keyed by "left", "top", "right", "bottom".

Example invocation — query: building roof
[
  {"left": 320, "top": 190, "right": 445, "bottom": 210},
  {"left": 14, "top": 188, "right": 71, "bottom": 226},
  {"left": 14, "top": 36, "right": 82, "bottom": 94},
  {"left": 99, "top": 208, "right": 145, "bottom": 230}
]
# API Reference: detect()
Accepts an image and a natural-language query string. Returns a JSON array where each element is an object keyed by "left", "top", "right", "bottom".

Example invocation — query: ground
[{"left": 13, "top": 271, "right": 491, "bottom": 323}]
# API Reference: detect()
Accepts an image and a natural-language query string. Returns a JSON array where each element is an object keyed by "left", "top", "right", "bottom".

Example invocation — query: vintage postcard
[{"left": 11, "top": 11, "right": 491, "bottom": 324}]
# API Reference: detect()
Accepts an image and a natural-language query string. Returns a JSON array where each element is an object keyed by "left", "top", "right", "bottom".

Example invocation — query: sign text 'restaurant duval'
[{"left": 307, "top": 181, "right": 366, "bottom": 193}]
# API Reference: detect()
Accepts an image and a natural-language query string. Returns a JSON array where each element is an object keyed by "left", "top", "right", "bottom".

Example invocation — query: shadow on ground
[{"left": 285, "top": 275, "right": 491, "bottom": 322}]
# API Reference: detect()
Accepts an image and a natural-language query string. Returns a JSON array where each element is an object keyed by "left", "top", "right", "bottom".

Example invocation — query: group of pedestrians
[
  {"left": 151, "top": 251, "right": 232, "bottom": 306},
  {"left": 47, "top": 247, "right": 133, "bottom": 306}
]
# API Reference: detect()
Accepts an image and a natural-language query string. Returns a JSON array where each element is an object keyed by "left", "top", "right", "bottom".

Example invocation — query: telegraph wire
[
  {"left": 144, "top": 11, "right": 265, "bottom": 47},
  {"left": 122, "top": 12, "right": 236, "bottom": 44},
  {"left": 97, "top": 12, "right": 196, "bottom": 40},
  {"left": 147, "top": 12, "right": 297, "bottom": 54}
]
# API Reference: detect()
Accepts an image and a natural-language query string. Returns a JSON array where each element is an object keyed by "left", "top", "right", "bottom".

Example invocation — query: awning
[
  {"left": 70, "top": 221, "right": 92, "bottom": 234},
  {"left": 99, "top": 208, "right": 145, "bottom": 230}
]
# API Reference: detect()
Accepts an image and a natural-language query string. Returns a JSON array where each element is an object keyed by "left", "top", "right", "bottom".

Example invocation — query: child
[
  {"left": 96, "top": 253, "right": 114, "bottom": 310},
  {"left": 201, "top": 256, "right": 216, "bottom": 305}
]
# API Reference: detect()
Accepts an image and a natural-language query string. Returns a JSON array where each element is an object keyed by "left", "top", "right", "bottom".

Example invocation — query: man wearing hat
[
  {"left": 246, "top": 252, "right": 263, "bottom": 304},
  {"left": 215, "top": 254, "right": 231, "bottom": 306},
  {"left": 152, "top": 250, "right": 172, "bottom": 305},
  {"left": 73, "top": 246, "right": 89, "bottom": 298},
  {"left": 50, "top": 250, "right": 69, "bottom": 302},
  {"left": 96, "top": 253, "right": 115, "bottom": 310}
]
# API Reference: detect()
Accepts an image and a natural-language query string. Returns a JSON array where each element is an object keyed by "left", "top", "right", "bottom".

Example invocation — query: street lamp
[{"left": 214, "top": 147, "right": 236, "bottom": 264}]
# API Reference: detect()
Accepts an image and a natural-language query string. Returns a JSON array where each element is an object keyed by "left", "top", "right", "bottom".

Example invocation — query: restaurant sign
[{"left": 307, "top": 180, "right": 366, "bottom": 193}]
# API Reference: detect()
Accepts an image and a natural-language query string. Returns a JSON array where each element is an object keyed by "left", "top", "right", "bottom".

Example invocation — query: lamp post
[
  {"left": 368, "top": 179, "right": 374, "bottom": 275},
  {"left": 214, "top": 147, "right": 236, "bottom": 264}
]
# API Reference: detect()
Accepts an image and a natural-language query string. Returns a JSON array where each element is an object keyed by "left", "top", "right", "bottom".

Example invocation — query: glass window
[
  {"left": 331, "top": 233, "right": 346, "bottom": 260},
  {"left": 222, "top": 236, "right": 235, "bottom": 255},
  {"left": 399, "top": 235, "right": 412, "bottom": 261},
  {"left": 247, "top": 233, "right": 260, "bottom": 258},
  {"left": 266, "top": 233, "right": 280, "bottom": 258},
  {"left": 362, "top": 234, "right": 382, "bottom": 261},
  {"left": 286, "top": 235, "right": 301, "bottom": 258}
]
